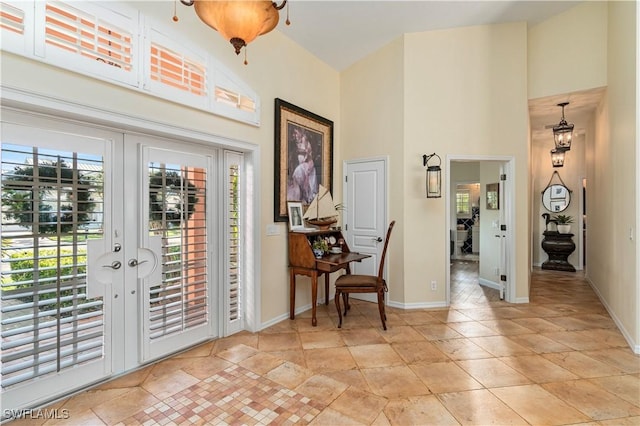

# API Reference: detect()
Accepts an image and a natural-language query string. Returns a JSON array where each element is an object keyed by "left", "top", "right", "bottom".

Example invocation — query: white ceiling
[
  {"left": 278, "top": 0, "right": 582, "bottom": 72},
  {"left": 276, "top": 0, "right": 602, "bottom": 139}
]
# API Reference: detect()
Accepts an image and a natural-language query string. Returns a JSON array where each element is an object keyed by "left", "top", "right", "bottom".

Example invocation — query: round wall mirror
[{"left": 542, "top": 184, "right": 571, "bottom": 213}]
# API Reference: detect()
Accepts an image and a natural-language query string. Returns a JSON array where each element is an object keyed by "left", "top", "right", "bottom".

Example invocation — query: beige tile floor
[{"left": 10, "top": 265, "right": 640, "bottom": 425}]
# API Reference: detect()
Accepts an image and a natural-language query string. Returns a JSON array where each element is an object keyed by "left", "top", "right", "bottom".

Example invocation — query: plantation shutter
[
  {"left": 36, "top": 1, "right": 137, "bottom": 85},
  {"left": 224, "top": 151, "right": 243, "bottom": 334},
  {"left": 0, "top": 1, "right": 32, "bottom": 54},
  {"left": 1, "top": 142, "right": 106, "bottom": 388}
]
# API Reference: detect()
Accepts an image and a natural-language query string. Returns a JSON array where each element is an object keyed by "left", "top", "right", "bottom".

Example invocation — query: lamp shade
[
  {"left": 194, "top": 1, "right": 280, "bottom": 54},
  {"left": 426, "top": 166, "right": 441, "bottom": 198}
]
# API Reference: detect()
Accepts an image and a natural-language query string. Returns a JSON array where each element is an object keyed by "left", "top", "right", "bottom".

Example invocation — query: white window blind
[
  {"left": 150, "top": 43, "right": 206, "bottom": 96},
  {"left": 0, "top": 1, "right": 23, "bottom": 35},
  {"left": 2, "top": 1, "right": 261, "bottom": 125},
  {"left": 147, "top": 164, "right": 208, "bottom": 339},
  {"left": 1, "top": 143, "right": 105, "bottom": 388},
  {"left": 224, "top": 151, "right": 243, "bottom": 334},
  {"left": 44, "top": 2, "right": 132, "bottom": 70},
  {"left": 0, "top": 1, "right": 31, "bottom": 54}
]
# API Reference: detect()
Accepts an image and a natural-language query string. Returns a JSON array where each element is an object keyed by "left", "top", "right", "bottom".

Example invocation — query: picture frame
[
  {"left": 551, "top": 185, "right": 567, "bottom": 200},
  {"left": 274, "top": 98, "right": 333, "bottom": 222},
  {"left": 287, "top": 201, "right": 305, "bottom": 230},
  {"left": 486, "top": 183, "right": 499, "bottom": 210}
]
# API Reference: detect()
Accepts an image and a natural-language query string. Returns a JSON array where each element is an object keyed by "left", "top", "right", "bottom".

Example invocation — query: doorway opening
[{"left": 446, "top": 156, "right": 515, "bottom": 306}]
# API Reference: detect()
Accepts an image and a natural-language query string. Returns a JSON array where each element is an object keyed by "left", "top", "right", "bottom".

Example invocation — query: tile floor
[{"left": 10, "top": 265, "right": 640, "bottom": 425}]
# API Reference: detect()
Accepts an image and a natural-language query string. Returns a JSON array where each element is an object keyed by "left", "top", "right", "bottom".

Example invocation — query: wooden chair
[{"left": 335, "top": 221, "right": 395, "bottom": 330}]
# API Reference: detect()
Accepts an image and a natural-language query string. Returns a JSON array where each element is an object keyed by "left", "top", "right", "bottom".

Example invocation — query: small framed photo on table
[{"left": 287, "top": 201, "right": 305, "bottom": 230}]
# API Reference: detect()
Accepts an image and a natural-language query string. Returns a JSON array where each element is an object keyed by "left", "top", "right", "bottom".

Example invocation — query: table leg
[
  {"left": 289, "top": 268, "right": 295, "bottom": 320},
  {"left": 311, "top": 271, "right": 318, "bottom": 326},
  {"left": 324, "top": 273, "right": 330, "bottom": 305}
]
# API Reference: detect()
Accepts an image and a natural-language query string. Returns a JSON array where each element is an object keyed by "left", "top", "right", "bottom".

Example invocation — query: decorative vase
[
  {"left": 312, "top": 248, "right": 324, "bottom": 258},
  {"left": 557, "top": 224, "right": 571, "bottom": 234}
]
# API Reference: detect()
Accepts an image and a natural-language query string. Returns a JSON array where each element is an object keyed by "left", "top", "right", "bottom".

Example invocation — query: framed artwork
[
  {"left": 287, "top": 201, "right": 305, "bottom": 230},
  {"left": 551, "top": 185, "right": 567, "bottom": 200},
  {"left": 274, "top": 98, "right": 333, "bottom": 222},
  {"left": 486, "top": 183, "right": 499, "bottom": 210}
]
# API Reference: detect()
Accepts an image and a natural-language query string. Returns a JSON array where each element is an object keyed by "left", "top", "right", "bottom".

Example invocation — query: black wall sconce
[
  {"left": 553, "top": 102, "right": 574, "bottom": 151},
  {"left": 422, "top": 153, "right": 442, "bottom": 198},
  {"left": 550, "top": 148, "right": 566, "bottom": 168}
]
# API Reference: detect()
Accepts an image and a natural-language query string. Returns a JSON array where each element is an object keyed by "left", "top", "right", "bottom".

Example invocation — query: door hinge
[
  {"left": 500, "top": 224, "right": 506, "bottom": 231},
  {"left": 345, "top": 224, "right": 348, "bottom": 231},
  {"left": 500, "top": 174, "right": 507, "bottom": 181},
  {"left": 500, "top": 274, "right": 507, "bottom": 282},
  {"left": 345, "top": 176, "right": 348, "bottom": 182}
]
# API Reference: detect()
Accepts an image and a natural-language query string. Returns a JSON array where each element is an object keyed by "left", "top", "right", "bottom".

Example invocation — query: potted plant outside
[{"left": 553, "top": 214, "right": 574, "bottom": 234}]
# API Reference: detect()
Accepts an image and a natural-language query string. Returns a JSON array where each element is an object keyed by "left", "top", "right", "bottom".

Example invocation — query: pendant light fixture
[
  {"left": 422, "top": 153, "right": 442, "bottom": 198},
  {"left": 550, "top": 148, "right": 566, "bottom": 168},
  {"left": 177, "top": 0, "right": 290, "bottom": 64},
  {"left": 552, "top": 102, "right": 574, "bottom": 151}
]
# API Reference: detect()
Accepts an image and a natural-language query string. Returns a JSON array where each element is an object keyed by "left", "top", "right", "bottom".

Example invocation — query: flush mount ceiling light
[
  {"left": 552, "top": 102, "right": 574, "bottom": 151},
  {"left": 177, "top": 0, "right": 289, "bottom": 64},
  {"left": 550, "top": 148, "right": 566, "bottom": 168}
]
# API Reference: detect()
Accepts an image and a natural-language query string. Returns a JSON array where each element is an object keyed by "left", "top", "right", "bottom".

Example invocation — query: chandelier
[{"left": 177, "top": 0, "right": 289, "bottom": 64}]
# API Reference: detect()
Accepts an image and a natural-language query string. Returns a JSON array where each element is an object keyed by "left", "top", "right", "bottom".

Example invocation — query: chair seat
[{"left": 335, "top": 274, "right": 382, "bottom": 288}]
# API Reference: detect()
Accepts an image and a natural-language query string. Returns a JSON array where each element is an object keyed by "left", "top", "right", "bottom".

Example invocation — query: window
[
  {"left": 456, "top": 190, "right": 471, "bottom": 215},
  {"left": 1, "top": 1, "right": 261, "bottom": 126}
]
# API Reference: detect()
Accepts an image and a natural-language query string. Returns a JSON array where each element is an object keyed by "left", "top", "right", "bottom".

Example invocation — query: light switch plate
[{"left": 266, "top": 224, "right": 280, "bottom": 236}]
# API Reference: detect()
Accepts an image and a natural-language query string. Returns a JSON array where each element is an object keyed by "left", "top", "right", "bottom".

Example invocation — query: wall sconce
[
  {"left": 553, "top": 102, "right": 574, "bottom": 151},
  {"left": 422, "top": 153, "right": 442, "bottom": 198},
  {"left": 550, "top": 148, "right": 566, "bottom": 168}
]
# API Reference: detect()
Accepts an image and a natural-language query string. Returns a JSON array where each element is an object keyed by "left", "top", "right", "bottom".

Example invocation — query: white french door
[
  {"left": 126, "top": 136, "right": 217, "bottom": 363},
  {"left": 1, "top": 114, "right": 123, "bottom": 412},
  {"left": 1, "top": 111, "right": 246, "bottom": 414}
]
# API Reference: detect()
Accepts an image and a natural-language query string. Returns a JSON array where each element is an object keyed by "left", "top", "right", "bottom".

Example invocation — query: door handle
[
  {"left": 128, "top": 259, "right": 149, "bottom": 267},
  {"left": 373, "top": 237, "right": 383, "bottom": 242},
  {"left": 102, "top": 261, "right": 122, "bottom": 270}
]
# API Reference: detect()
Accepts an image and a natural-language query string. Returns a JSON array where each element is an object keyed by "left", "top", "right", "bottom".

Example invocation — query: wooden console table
[{"left": 288, "top": 229, "right": 370, "bottom": 326}]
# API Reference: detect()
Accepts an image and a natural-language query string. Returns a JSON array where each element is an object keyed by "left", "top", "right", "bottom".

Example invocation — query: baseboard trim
[
  {"left": 478, "top": 278, "right": 502, "bottom": 291},
  {"left": 514, "top": 297, "right": 530, "bottom": 304},
  {"left": 259, "top": 303, "right": 312, "bottom": 331},
  {"left": 387, "top": 300, "right": 448, "bottom": 310},
  {"left": 585, "top": 276, "right": 639, "bottom": 354}
]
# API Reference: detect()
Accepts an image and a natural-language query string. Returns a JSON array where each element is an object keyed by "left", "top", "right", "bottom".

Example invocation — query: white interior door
[
  {"left": 1, "top": 116, "right": 123, "bottom": 412},
  {"left": 343, "top": 158, "right": 387, "bottom": 302}
]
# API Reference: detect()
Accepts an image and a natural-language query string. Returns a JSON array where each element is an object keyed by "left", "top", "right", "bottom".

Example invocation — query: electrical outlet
[{"left": 431, "top": 280, "right": 437, "bottom": 291}]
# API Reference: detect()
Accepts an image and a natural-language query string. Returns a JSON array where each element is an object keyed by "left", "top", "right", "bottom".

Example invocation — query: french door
[{"left": 1, "top": 112, "right": 242, "bottom": 412}]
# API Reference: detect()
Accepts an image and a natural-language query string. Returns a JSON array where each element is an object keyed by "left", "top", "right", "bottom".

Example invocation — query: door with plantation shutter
[
  {"left": 0, "top": 118, "right": 121, "bottom": 412},
  {"left": 131, "top": 137, "right": 216, "bottom": 362}
]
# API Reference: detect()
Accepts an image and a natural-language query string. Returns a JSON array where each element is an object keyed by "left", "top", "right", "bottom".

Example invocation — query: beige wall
[
  {"left": 528, "top": 1, "right": 608, "bottom": 99},
  {"left": 0, "top": 1, "right": 341, "bottom": 324},
  {"left": 529, "top": 0, "right": 638, "bottom": 350},
  {"left": 587, "top": 0, "right": 638, "bottom": 349},
  {"left": 340, "top": 37, "right": 406, "bottom": 302},
  {"left": 341, "top": 22, "right": 531, "bottom": 306}
]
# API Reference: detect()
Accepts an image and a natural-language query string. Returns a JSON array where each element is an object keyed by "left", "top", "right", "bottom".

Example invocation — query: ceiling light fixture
[
  {"left": 550, "top": 148, "right": 566, "bottom": 168},
  {"left": 552, "top": 102, "right": 574, "bottom": 151},
  {"left": 176, "top": 0, "right": 290, "bottom": 64}
]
